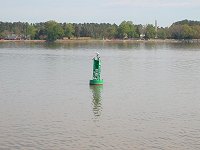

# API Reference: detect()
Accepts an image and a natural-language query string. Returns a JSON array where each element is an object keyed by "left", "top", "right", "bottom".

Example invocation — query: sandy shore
[
  {"left": 0, "top": 39, "right": 199, "bottom": 43},
  {"left": 0, "top": 40, "right": 46, "bottom": 43}
]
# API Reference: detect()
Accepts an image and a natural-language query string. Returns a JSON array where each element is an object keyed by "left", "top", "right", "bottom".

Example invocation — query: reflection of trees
[{"left": 90, "top": 85, "right": 103, "bottom": 118}]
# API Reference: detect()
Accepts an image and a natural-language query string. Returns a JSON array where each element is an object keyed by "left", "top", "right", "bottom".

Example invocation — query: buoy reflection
[{"left": 90, "top": 85, "right": 103, "bottom": 118}]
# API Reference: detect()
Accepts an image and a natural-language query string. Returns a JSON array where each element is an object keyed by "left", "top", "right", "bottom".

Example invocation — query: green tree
[
  {"left": 169, "top": 24, "right": 193, "bottom": 39},
  {"left": 182, "top": 24, "right": 193, "bottom": 39},
  {"left": 118, "top": 21, "right": 136, "bottom": 39},
  {"left": 74, "top": 24, "right": 81, "bottom": 38},
  {"left": 157, "top": 27, "right": 167, "bottom": 39},
  {"left": 135, "top": 25, "right": 143, "bottom": 38},
  {"left": 45, "top": 21, "right": 64, "bottom": 42},
  {"left": 104, "top": 24, "right": 117, "bottom": 39},
  {"left": 63, "top": 23, "right": 75, "bottom": 39},
  {"left": 192, "top": 25, "right": 200, "bottom": 39},
  {"left": 27, "top": 24, "right": 37, "bottom": 39},
  {"left": 144, "top": 24, "right": 156, "bottom": 39},
  {"left": 169, "top": 25, "right": 183, "bottom": 39},
  {"left": 34, "top": 23, "right": 46, "bottom": 40}
]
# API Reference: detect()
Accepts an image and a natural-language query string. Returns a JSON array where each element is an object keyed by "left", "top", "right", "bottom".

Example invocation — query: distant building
[
  {"left": 140, "top": 33, "right": 145, "bottom": 39},
  {"left": 5, "top": 34, "right": 20, "bottom": 40}
]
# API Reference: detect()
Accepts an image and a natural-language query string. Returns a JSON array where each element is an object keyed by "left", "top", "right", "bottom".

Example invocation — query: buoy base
[{"left": 89, "top": 79, "right": 104, "bottom": 85}]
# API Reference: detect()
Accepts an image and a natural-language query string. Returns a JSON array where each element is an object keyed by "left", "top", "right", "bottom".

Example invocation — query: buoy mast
[{"left": 90, "top": 52, "right": 104, "bottom": 85}]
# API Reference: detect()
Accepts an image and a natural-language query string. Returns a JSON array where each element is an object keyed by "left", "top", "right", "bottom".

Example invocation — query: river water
[{"left": 0, "top": 42, "right": 200, "bottom": 150}]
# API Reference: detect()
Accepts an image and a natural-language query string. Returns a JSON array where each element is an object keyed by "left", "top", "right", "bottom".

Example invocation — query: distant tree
[
  {"left": 27, "top": 24, "right": 37, "bottom": 39},
  {"left": 182, "top": 24, "right": 193, "bottom": 39},
  {"left": 168, "top": 20, "right": 200, "bottom": 39},
  {"left": 105, "top": 24, "right": 117, "bottom": 39},
  {"left": 0, "top": 32, "right": 4, "bottom": 39},
  {"left": 1, "top": 20, "right": 200, "bottom": 40},
  {"left": 34, "top": 23, "right": 46, "bottom": 40},
  {"left": 192, "top": 25, "right": 200, "bottom": 39},
  {"left": 0, "top": 30, "right": 11, "bottom": 38},
  {"left": 36, "top": 28, "right": 46, "bottom": 40},
  {"left": 169, "top": 25, "right": 183, "bottom": 39},
  {"left": 45, "top": 21, "right": 64, "bottom": 42},
  {"left": 157, "top": 27, "right": 167, "bottom": 39},
  {"left": 63, "top": 23, "right": 75, "bottom": 39},
  {"left": 80, "top": 23, "right": 92, "bottom": 37},
  {"left": 135, "top": 24, "right": 143, "bottom": 38},
  {"left": 144, "top": 24, "right": 156, "bottom": 39},
  {"left": 169, "top": 24, "right": 194, "bottom": 39},
  {"left": 118, "top": 21, "right": 136, "bottom": 39},
  {"left": 74, "top": 24, "right": 81, "bottom": 38},
  {"left": 173, "top": 19, "right": 200, "bottom": 26}
]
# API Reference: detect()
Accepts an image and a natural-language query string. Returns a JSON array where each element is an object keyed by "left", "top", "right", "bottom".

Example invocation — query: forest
[{"left": 0, "top": 20, "right": 200, "bottom": 42}]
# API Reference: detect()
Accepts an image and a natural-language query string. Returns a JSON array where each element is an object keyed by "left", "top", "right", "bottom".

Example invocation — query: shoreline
[{"left": 0, "top": 39, "right": 200, "bottom": 43}]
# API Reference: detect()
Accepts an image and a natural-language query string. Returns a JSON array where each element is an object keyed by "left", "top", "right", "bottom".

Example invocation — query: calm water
[{"left": 0, "top": 42, "right": 200, "bottom": 150}]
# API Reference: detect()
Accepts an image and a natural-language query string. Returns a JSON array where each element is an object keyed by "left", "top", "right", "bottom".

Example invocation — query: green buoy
[{"left": 90, "top": 52, "right": 104, "bottom": 85}]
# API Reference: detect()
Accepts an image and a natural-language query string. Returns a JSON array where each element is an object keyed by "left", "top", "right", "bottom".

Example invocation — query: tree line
[{"left": 0, "top": 20, "right": 200, "bottom": 42}]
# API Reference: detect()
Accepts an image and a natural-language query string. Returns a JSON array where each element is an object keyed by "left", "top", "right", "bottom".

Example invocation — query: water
[{"left": 0, "top": 42, "right": 200, "bottom": 150}]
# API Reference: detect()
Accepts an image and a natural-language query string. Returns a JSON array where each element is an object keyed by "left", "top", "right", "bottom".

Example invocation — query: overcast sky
[{"left": 0, "top": 0, "right": 200, "bottom": 27}]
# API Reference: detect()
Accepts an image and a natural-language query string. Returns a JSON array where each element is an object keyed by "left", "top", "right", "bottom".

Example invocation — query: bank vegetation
[{"left": 0, "top": 20, "right": 200, "bottom": 42}]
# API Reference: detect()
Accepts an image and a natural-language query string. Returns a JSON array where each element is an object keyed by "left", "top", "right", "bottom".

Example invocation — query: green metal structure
[{"left": 90, "top": 52, "right": 104, "bottom": 85}]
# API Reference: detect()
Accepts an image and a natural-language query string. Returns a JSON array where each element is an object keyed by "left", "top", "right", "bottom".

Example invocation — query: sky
[{"left": 0, "top": 0, "right": 200, "bottom": 27}]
